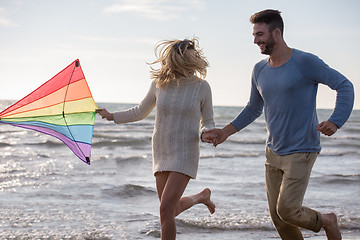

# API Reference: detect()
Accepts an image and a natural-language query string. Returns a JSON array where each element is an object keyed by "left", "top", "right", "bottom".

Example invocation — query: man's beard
[{"left": 261, "top": 36, "right": 275, "bottom": 55}]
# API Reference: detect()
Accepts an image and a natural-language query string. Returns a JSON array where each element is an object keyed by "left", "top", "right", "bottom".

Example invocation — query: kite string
[{"left": 62, "top": 60, "right": 90, "bottom": 163}]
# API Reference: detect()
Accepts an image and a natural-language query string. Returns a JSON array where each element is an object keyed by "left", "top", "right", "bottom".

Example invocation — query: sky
[{"left": 0, "top": 0, "right": 359, "bottom": 110}]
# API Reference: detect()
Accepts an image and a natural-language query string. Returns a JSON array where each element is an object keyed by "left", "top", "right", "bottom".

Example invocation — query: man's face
[{"left": 252, "top": 23, "right": 275, "bottom": 55}]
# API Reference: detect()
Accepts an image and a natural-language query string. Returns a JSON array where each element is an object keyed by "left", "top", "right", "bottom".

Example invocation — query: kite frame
[{"left": 0, "top": 59, "right": 96, "bottom": 164}]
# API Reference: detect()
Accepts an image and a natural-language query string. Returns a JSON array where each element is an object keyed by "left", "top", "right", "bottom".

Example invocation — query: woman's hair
[{"left": 149, "top": 38, "right": 209, "bottom": 89}]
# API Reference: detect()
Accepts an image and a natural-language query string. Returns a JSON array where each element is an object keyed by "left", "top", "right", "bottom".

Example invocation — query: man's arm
[
  {"left": 300, "top": 52, "right": 354, "bottom": 129},
  {"left": 204, "top": 62, "right": 265, "bottom": 146}
]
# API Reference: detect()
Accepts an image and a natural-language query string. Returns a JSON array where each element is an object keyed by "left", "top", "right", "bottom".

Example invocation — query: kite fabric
[{"left": 0, "top": 59, "right": 97, "bottom": 164}]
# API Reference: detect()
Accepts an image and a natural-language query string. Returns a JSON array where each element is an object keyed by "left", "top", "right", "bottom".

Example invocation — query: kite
[{"left": 0, "top": 59, "right": 97, "bottom": 164}]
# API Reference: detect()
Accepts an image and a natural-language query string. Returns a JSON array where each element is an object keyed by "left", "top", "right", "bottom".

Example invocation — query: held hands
[
  {"left": 202, "top": 124, "right": 237, "bottom": 147},
  {"left": 317, "top": 120, "right": 338, "bottom": 136},
  {"left": 202, "top": 131, "right": 218, "bottom": 146},
  {"left": 202, "top": 129, "right": 225, "bottom": 147},
  {"left": 96, "top": 109, "right": 114, "bottom": 121}
]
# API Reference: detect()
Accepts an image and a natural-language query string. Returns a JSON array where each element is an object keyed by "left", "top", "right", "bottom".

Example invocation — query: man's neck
[{"left": 269, "top": 45, "right": 292, "bottom": 67}]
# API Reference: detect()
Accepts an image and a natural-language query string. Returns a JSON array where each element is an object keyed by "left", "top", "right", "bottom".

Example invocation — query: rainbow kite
[{"left": 0, "top": 59, "right": 97, "bottom": 164}]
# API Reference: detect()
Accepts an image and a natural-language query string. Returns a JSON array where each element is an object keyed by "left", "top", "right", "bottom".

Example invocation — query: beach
[{"left": 0, "top": 101, "right": 359, "bottom": 239}]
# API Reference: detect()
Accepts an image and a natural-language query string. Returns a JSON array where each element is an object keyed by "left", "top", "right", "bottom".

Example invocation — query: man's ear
[{"left": 273, "top": 28, "right": 282, "bottom": 40}]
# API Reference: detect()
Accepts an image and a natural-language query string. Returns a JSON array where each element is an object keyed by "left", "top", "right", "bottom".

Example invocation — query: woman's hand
[
  {"left": 96, "top": 109, "right": 114, "bottom": 121},
  {"left": 201, "top": 131, "right": 218, "bottom": 145}
]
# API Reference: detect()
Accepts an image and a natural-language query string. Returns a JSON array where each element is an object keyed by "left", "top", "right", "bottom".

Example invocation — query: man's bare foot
[
  {"left": 200, "top": 188, "right": 216, "bottom": 214},
  {"left": 322, "top": 212, "right": 341, "bottom": 240}
]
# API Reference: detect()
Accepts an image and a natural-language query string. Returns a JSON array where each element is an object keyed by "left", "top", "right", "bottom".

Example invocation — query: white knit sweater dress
[{"left": 113, "top": 76, "right": 215, "bottom": 179}]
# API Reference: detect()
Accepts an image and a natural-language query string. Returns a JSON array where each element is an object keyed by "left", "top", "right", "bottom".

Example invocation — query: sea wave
[
  {"left": 343, "top": 128, "right": 360, "bottom": 133},
  {"left": 93, "top": 136, "right": 151, "bottom": 148},
  {"left": 176, "top": 214, "right": 360, "bottom": 232},
  {"left": 318, "top": 150, "right": 359, "bottom": 156},
  {"left": 177, "top": 216, "right": 274, "bottom": 231},
  {"left": 201, "top": 152, "right": 260, "bottom": 159},
  {"left": 227, "top": 138, "right": 266, "bottom": 145},
  {"left": 0, "top": 142, "right": 11, "bottom": 147},
  {"left": 101, "top": 184, "right": 156, "bottom": 199},
  {"left": 25, "top": 139, "right": 64, "bottom": 147},
  {"left": 319, "top": 173, "right": 360, "bottom": 185},
  {"left": 113, "top": 155, "right": 148, "bottom": 163}
]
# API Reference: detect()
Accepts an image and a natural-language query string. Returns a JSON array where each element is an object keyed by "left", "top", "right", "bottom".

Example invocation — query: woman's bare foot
[
  {"left": 200, "top": 188, "right": 216, "bottom": 214},
  {"left": 322, "top": 212, "right": 341, "bottom": 240}
]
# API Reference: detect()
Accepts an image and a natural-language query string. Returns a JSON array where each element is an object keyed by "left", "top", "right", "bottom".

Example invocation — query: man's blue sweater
[{"left": 231, "top": 49, "right": 354, "bottom": 155}]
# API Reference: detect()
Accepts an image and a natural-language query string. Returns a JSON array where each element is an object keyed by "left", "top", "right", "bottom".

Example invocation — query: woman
[{"left": 97, "top": 38, "right": 216, "bottom": 240}]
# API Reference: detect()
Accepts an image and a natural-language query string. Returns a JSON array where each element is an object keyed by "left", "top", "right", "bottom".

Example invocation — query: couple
[{"left": 97, "top": 9, "right": 354, "bottom": 240}]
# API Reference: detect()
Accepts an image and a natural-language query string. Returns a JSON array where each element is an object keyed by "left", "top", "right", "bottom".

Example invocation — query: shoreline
[{"left": 175, "top": 229, "right": 360, "bottom": 240}]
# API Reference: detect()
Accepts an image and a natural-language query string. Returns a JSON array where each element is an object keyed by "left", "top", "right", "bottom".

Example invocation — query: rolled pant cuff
[{"left": 313, "top": 211, "right": 323, "bottom": 232}]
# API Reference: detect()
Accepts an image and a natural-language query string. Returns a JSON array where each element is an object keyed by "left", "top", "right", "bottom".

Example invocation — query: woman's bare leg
[
  {"left": 175, "top": 188, "right": 215, "bottom": 216},
  {"left": 156, "top": 172, "right": 190, "bottom": 240},
  {"left": 155, "top": 172, "right": 215, "bottom": 240}
]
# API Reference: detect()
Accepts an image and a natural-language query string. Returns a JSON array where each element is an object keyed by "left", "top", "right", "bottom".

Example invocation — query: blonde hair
[{"left": 149, "top": 38, "right": 209, "bottom": 89}]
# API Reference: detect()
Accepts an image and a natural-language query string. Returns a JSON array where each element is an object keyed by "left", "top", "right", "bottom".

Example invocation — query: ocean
[{"left": 0, "top": 100, "right": 359, "bottom": 240}]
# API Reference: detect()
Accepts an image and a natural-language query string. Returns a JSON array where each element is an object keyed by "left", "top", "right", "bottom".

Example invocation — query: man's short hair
[{"left": 250, "top": 9, "right": 284, "bottom": 36}]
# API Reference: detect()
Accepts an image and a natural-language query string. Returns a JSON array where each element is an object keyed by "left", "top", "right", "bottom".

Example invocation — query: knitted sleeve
[
  {"left": 113, "top": 81, "right": 157, "bottom": 124},
  {"left": 200, "top": 81, "right": 215, "bottom": 133}
]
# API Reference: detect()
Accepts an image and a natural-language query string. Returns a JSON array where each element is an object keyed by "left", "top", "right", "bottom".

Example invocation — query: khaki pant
[{"left": 265, "top": 147, "right": 322, "bottom": 240}]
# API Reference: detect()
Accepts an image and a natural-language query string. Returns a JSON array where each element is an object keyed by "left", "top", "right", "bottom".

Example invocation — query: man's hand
[{"left": 317, "top": 120, "right": 338, "bottom": 136}]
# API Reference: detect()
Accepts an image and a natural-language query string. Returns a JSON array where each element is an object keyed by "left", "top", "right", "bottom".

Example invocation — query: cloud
[
  {"left": 0, "top": 8, "right": 17, "bottom": 27},
  {"left": 103, "top": 0, "right": 205, "bottom": 21}
]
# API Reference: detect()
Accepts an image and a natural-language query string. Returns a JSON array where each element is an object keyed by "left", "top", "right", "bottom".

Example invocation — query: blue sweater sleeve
[
  {"left": 231, "top": 62, "right": 265, "bottom": 131},
  {"left": 296, "top": 52, "right": 354, "bottom": 128}
]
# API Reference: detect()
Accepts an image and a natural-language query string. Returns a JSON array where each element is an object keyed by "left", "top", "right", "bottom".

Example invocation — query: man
[{"left": 205, "top": 9, "right": 354, "bottom": 240}]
